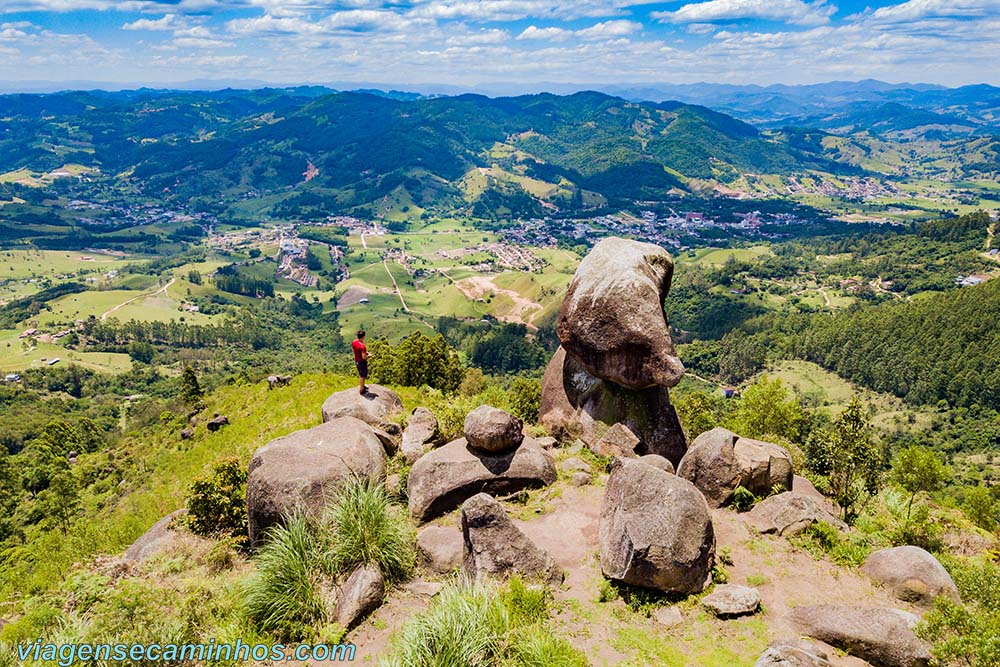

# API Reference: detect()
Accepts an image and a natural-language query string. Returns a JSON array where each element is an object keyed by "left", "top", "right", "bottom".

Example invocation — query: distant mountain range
[{"left": 0, "top": 86, "right": 996, "bottom": 220}]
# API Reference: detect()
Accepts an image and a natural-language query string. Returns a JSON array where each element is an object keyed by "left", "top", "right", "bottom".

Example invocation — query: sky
[{"left": 0, "top": 0, "right": 996, "bottom": 89}]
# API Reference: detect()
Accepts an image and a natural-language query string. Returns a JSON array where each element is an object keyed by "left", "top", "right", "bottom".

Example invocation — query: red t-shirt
[{"left": 352, "top": 339, "right": 367, "bottom": 362}]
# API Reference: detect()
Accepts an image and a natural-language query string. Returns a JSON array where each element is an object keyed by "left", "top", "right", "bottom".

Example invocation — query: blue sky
[{"left": 0, "top": 0, "right": 996, "bottom": 87}]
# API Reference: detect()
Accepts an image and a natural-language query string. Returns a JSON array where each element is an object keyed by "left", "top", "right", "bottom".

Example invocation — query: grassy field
[
  {"left": 765, "top": 359, "right": 933, "bottom": 431},
  {"left": 0, "top": 329, "right": 132, "bottom": 374},
  {"left": 677, "top": 245, "right": 774, "bottom": 269}
]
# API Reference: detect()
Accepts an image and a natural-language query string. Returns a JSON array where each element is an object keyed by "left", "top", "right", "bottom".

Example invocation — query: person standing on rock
[{"left": 352, "top": 329, "right": 370, "bottom": 395}]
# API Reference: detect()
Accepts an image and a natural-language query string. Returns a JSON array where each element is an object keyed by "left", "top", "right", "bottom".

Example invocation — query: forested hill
[
  {"left": 0, "top": 89, "right": 857, "bottom": 206},
  {"left": 795, "top": 276, "right": 1000, "bottom": 411}
]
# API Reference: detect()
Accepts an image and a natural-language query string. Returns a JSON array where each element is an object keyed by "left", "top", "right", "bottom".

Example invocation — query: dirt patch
[
  {"left": 454, "top": 275, "right": 543, "bottom": 328},
  {"left": 338, "top": 285, "right": 371, "bottom": 309}
]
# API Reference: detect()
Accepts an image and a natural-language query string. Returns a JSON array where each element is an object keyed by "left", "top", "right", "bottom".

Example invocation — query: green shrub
[
  {"left": 732, "top": 486, "right": 757, "bottom": 512},
  {"left": 508, "top": 378, "right": 541, "bottom": 424},
  {"left": 321, "top": 480, "right": 415, "bottom": 582},
  {"left": 500, "top": 576, "right": 549, "bottom": 627},
  {"left": 919, "top": 556, "right": 1000, "bottom": 667},
  {"left": 711, "top": 565, "right": 730, "bottom": 584},
  {"left": 244, "top": 512, "right": 326, "bottom": 641},
  {"left": 597, "top": 578, "right": 619, "bottom": 603},
  {"left": 186, "top": 458, "right": 248, "bottom": 544},
  {"left": 793, "top": 521, "right": 873, "bottom": 567}
]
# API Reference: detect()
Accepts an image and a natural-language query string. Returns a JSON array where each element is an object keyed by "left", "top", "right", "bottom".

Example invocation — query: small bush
[
  {"left": 732, "top": 486, "right": 758, "bottom": 512},
  {"left": 793, "top": 521, "right": 873, "bottom": 567},
  {"left": 500, "top": 576, "right": 549, "bottom": 626},
  {"left": 186, "top": 458, "right": 248, "bottom": 544},
  {"left": 244, "top": 512, "right": 326, "bottom": 641},
  {"left": 711, "top": 565, "right": 730, "bottom": 584},
  {"left": 919, "top": 556, "right": 1000, "bottom": 667},
  {"left": 321, "top": 480, "right": 415, "bottom": 582},
  {"left": 597, "top": 578, "right": 619, "bottom": 603}
]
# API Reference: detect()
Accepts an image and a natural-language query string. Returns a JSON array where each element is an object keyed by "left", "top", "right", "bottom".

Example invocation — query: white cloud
[
  {"left": 517, "top": 25, "right": 571, "bottom": 41},
  {"left": 122, "top": 14, "right": 187, "bottom": 31},
  {"left": 576, "top": 19, "right": 641, "bottom": 39},
  {"left": 867, "top": 0, "right": 995, "bottom": 22},
  {"left": 655, "top": 0, "right": 836, "bottom": 27}
]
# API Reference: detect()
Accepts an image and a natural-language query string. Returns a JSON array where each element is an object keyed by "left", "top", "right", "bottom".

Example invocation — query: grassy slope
[{"left": 0, "top": 372, "right": 432, "bottom": 601}]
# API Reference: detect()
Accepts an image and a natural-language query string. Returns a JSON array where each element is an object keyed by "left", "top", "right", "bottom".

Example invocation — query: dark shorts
[{"left": 355, "top": 360, "right": 369, "bottom": 379}]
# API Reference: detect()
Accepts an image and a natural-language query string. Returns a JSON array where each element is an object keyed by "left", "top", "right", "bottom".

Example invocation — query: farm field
[{"left": 0, "top": 328, "right": 132, "bottom": 374}]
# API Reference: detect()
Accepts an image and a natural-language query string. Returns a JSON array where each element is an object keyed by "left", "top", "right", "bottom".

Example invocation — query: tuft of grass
[
  {"left": 321, "top": 479, "right": 415, "bottom": 582},
  {"left": 791, "top": 521, "right": 873, "bottom": 567},
  {"left": 243, "top": 512, "right": 326, "bottom": 641},
  {"left": 379, "top": 579, "right": 586, "bottom": 667}
]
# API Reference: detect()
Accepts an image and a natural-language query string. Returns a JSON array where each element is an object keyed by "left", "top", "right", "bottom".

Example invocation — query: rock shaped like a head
[{"left": 557, "top": 237, "right": 684, "bottom": 390}]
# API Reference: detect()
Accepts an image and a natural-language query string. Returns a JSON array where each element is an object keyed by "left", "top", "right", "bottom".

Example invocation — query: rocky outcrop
[
  {"left": 124, "top": 509, "right": 192, "bottom": 563},
  {"left": 401, "top": 407, "right": 439, "bottom": 464},
  {"left": 788, "top": 605, "right": 931, "bottom": 667},
  {"left": 702, "top": 584, "right": 761, "bottom": 618},
  {"left": 267, "top": 374, "right": 292, "bottom": 389},
  {"left": 334, "top": 564, "right": 385, "bottom": 630},
  {"left": 461, "top": 493, "right": 562, "bottom": 585},
  {"left": 755, "top": 640, "right": 833, "bottom": 667},
  {"left": 600, "top": 458, "right": 715, "bottom": 594},
  {"left": 745, "top": 492, "right": 847, "bottom": 536},
  {"left": 417, "top": 526, "right": 463, "bottom": 574},
  {"left": 591, "top": 423, "right": 640, "bottom": 458},
  {"left": 556, "top": 237, "right": 684, "bottom": 390},
  {"left": 321, "top": 384, "right": 403, "bottom": 430},
  {"left": 677, "top": 427, "right": 793, "bottom": 508},
  {"left": 861, "top": 546, "right": 960, "bottom": 606},
  {"left": 540, "top": 238, "right": 688, "bottom": 466},
  {"left": 541, "top": 347, "right": 687, "bottom": 465},
  {"left": 246, "top": 416, "right": 386, "bottom": 546},
  {"left": 407, "top": 438, "right": 556, "bottom": 523},
  {"left": 464, "top": 405, "right": 523, "bottom": 454}
]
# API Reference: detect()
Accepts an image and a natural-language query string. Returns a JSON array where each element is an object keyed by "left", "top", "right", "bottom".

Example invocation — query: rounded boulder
[{"left": 600, "top": 457, "right": 715, "bottom": 595}]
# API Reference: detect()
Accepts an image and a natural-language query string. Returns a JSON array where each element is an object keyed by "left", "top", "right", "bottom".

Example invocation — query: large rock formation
[
  {"left": 861, "top": 546, "right": 960, "bottom": 606},
  {"left": 745, "top": 492, "right": 847, "bottom": 536},
  {"left": 788, "top": 605, "right": 931, "bottom": 667},
  {"left": 540, "top": 238, "right": 688, "bottom": 465},
  {"left": 407, "top": 438, "right": 556, "bottom": 523},
  {"left": 556, "top": 237, "right": 685, "bottom": 389},
  {"left": 246, "top": 416, "right": 386, "bottom": 546},
  {"left": 677, "top": 427, "right": 794, "bottom": 508},
  {"left": 541, "top": 348, "right": 687, "bottom": 465},
  {"left": 321, "top": 384, "right": 403, "bottom": 430},
  {"left": 600, "top": 458, "right": 715, "bottom": 594},
  {"left": 461, "top": 493, "right": 563, "bottom": 585}
]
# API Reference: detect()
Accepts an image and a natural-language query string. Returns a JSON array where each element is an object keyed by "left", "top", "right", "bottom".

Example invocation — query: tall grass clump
[
  {"left": 244, "top": 512, "right": 326, "bottom": 641},
  {"left": 322, "top": 480, "right": 415, "bottom": 582},
  {"left": 379, "top": 577, "right": 588, "bottom": 667}
]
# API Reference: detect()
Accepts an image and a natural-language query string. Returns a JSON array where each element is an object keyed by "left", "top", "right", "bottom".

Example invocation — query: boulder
[
  {"left": 408, "top": 438, "right": 556, "bottom": 523},
  {"left": 677, "top": 427, "right": 793, "bottom": 508},
  {"left": 124, "top": 509, "right": 190, "bottom": 563},
  {"left": 640, "top": 454, "right": 675, "bottom": 474},
  {"left": 745, "top": 492, "right": 847, "bottom": 536},
  {"left": 755, "top": 640, "right": 832, "bottom": 667},
  {"left": 591, "top": 423, "right": 640, "bottom": 458},
  {"left": 247, "top": 417, "right": 386, "bottom": 546},
  {"left": 180, "top": 427, "right": 194, "bottom": 440},
  {"left": 702, "top": 584, "right": 761, "bottom": 618},
  {"left": 401, "top": 407, "right": 439, "bottom": 464},
  {"left": 461, "top": 493, "right": 562, "bottom": 585},
  {"left": 206, "top": 414, "right": 229, "bottom": 432},
  {"left": 861, "top": 546, "right": 960, "bottom": 605},
  {"left": 571, "top": 472, "right": 592, "bottom": 486},
  {"left": 556, "top": 237, "right": 684, "bottom": 390},
  {"left": 600, "top": 458, "right": 715, "bottom": 595},
  {"left": 788, "top": 605, "right": 931, "bottom": 667},
  {"left": 321, "top": 384, "right": 403, "bottom": 430},
  {"left": 534, "top": 436, "right": 558, "bottom": 450},
  {"left": 464, "top": 405, "right": 524, "bottom": 454},
  {"left": 334, "top": 564, "right": 385, "bottom": 630},
  {"left": 541, "top": 347, "right": 687, "bottom": 466},
  {"left": 417, "top": 526, "right": 463, "bottom": 574}
]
